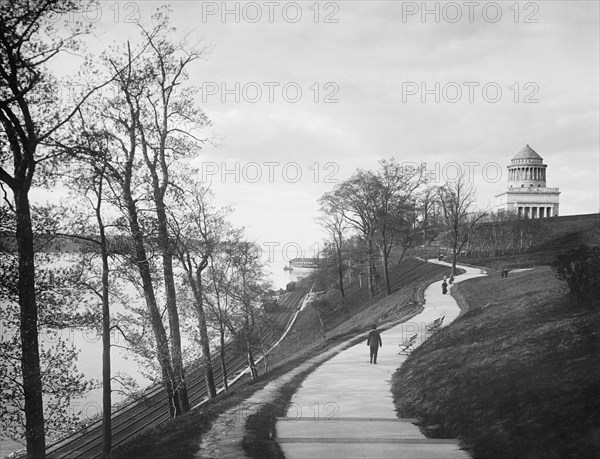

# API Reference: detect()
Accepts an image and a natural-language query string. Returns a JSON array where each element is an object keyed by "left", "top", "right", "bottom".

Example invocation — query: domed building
[{"left": 495, "top": 145, "right": 560, "bottom": 218}]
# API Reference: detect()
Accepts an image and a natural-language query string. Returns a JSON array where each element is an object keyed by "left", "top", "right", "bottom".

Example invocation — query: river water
[{"left": 266, "top": 259, "right": 315, "bottom": 291}]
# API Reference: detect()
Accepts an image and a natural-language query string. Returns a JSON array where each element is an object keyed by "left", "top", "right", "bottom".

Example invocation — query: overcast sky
[{"left": 47, "top": 0, "right": 600, "bottom": 269}]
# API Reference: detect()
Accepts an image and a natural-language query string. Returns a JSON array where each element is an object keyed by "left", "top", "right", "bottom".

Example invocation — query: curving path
[{"left": 276, "top": 260, "right": 486, "bottom": 459}]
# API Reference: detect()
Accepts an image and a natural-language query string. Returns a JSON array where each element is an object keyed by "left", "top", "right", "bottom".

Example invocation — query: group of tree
[
  {"left": 1, "top": 2, "right": 269, "bottom": 457},
  {"left": 458, "top": 210, "right": 545, "bottom": 259},
  {"left": 316, "top": 163, "right": 489, "bottom": 297},
  {"left": 318, "top": 159, "right": 425, "bottom": 297}
]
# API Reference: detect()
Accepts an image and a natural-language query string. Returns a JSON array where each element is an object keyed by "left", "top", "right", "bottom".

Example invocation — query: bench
[
  {"left": 398, "top": 333, "right": 418, "bottom": 354},
  {"left": 426, "top": 316, "right": 445, "bottom": 333}
]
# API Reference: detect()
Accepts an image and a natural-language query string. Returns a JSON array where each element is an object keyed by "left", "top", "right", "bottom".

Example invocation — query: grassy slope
[
  {"left": 110, "top": 258, "right": 447, "bottom": 458},
  {"left": 392, "top": 267, "right": 600, "bottom": 459},
  {"left": 267, "top": 257, "right": 449, "bottom": 368}
]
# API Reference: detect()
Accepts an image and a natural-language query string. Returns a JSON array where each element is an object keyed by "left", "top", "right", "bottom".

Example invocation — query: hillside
[
  {"left": 392, "top": 267, "right": 600, "bottom": 458},
  {"left": 108, "top": 257, "right": 446, "bottom": 458},
  {"left": 413, "top": 213, "right": 599, "bottom": 270},
  {"left": 266, "top": 257, "right": 449, "bottom": 370}
]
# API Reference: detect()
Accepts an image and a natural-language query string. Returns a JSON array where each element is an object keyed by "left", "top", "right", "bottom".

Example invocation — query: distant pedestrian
[
  {"left": 502, "top": 268, "right": 509, "bottom": 278},
  {"left": 442, "top": 280, "right": 448, "bottom": 294},
  {"left": 367, "top": 324, "right": 382, "bottom": 364},
  {"left": 449, "top": 275, "right": 454, "bottom": 284}
]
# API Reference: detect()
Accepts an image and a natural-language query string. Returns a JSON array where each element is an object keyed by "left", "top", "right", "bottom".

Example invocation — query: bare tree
[
  {"left": 170, "top": 181, "right": 229, "bottom": 400},
  {"left": 226, "top": 241, "right": 269, "bottom": 380},
  {"left": 133, "top": 12, "right": 211, "bottom": 412},
  {"left": 371, "top": 159, "right": 424, "bottom": 294},
  {"left": 69, "top": 151, "right": 115, "bottom": 456},
  {"left": 416, "top": 185, "right": 442, "bottom": 244},
  {"left": 97, "top": 40, "right": 182, "bottom": 417},
  {"left": 321, "top": 171, "right": 379, "bottom": 296},
  {"left": 205, "top": 241, "right": 237, "bottom": 392},
  {"left": 320, "top": 160, "right": 424, "bottom": 296},
  {"left": 62, "top": 130, "right": 117, "bottom": 456},
  {"left": 317, "top": 204, "right": 348, "bottom": 297},
  {"left": 437, "top": 171, "right": 488, "bottom": 275}
]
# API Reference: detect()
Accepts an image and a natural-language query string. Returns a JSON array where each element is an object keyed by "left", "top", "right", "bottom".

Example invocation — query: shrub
[{"left": 551, "top": 245, "right": 600, "bottom": 306}]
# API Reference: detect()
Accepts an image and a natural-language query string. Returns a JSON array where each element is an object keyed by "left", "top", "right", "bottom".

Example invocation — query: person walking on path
[
  {"left": 367, "top": 324, "right": 382, "bottom": 364},
  {"left": 442, "top": 279, "right": 448, "bottom": 294}
]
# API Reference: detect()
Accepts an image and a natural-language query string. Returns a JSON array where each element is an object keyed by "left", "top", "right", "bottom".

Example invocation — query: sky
[
  {"left": 4, "top": 3, "right": 595, "bottom": 452},
  {"left": 42, "top": 0, "right": 600, "bottom": 278}
]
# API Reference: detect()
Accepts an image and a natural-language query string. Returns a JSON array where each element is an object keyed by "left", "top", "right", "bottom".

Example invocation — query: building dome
[
  {"left": 508, "top": 145, "right": 547, "bottom": 186},
  {"left": 511, "top": 144, "right": 543, "bottom": 162}
]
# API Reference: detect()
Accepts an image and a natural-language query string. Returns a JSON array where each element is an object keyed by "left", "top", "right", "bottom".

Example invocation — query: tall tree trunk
[
  {"left": 101, "top": 245, "right": 111, "bottom": 456},
  {"left": 367, "top": 238, "right": 376, "bottom": 297},
  {"left": 219, "top": 324, "right": 228, "bottom": 392},
  {"left": 381, "top": 245, "right": 392, "bottom": 295},
  {"left": 451, "top": 245, "right": 458, "bottom": 277},
  {"left": 246, "top": 339, "right": 258, "bottom": 380},
  {"left": 155, "top": 200, "right": 189, "bottom": 412},
  {"left": 96, "top": 189, "right": 112, "bottom": 457},
  {"left": 15, "top": 188, "right": 46, "bottom": 458},
  {"left": 336, "top": 245, "right": 345, "bottom": 298},
  {"left": 124, "top": 191, "right": 180, "bottom": 417},
  {"left": 191, "top": 270, "right": 217, "bottom": 399}
]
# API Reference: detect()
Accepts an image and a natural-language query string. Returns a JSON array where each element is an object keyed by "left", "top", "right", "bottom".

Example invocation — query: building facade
[{"left": 495, "top": 145, "right": 560, "bottom": 218}]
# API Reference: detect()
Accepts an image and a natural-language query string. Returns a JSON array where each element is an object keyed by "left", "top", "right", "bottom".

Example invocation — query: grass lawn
[{"left": 392, "top": 266, "right": 600, "bottom": 459}]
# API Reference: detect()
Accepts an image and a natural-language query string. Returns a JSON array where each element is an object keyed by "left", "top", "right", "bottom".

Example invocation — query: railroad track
[{"left": 46, "top": 283, "right": 310, "bottom": 458}]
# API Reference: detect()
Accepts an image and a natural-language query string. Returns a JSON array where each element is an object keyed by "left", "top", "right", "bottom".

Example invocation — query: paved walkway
[
  {"left": 276, "top": 261, "right": 486, "bottom": 459},
  {"left": 197, "top": 338, "right": 359, "bottom": 458}
]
